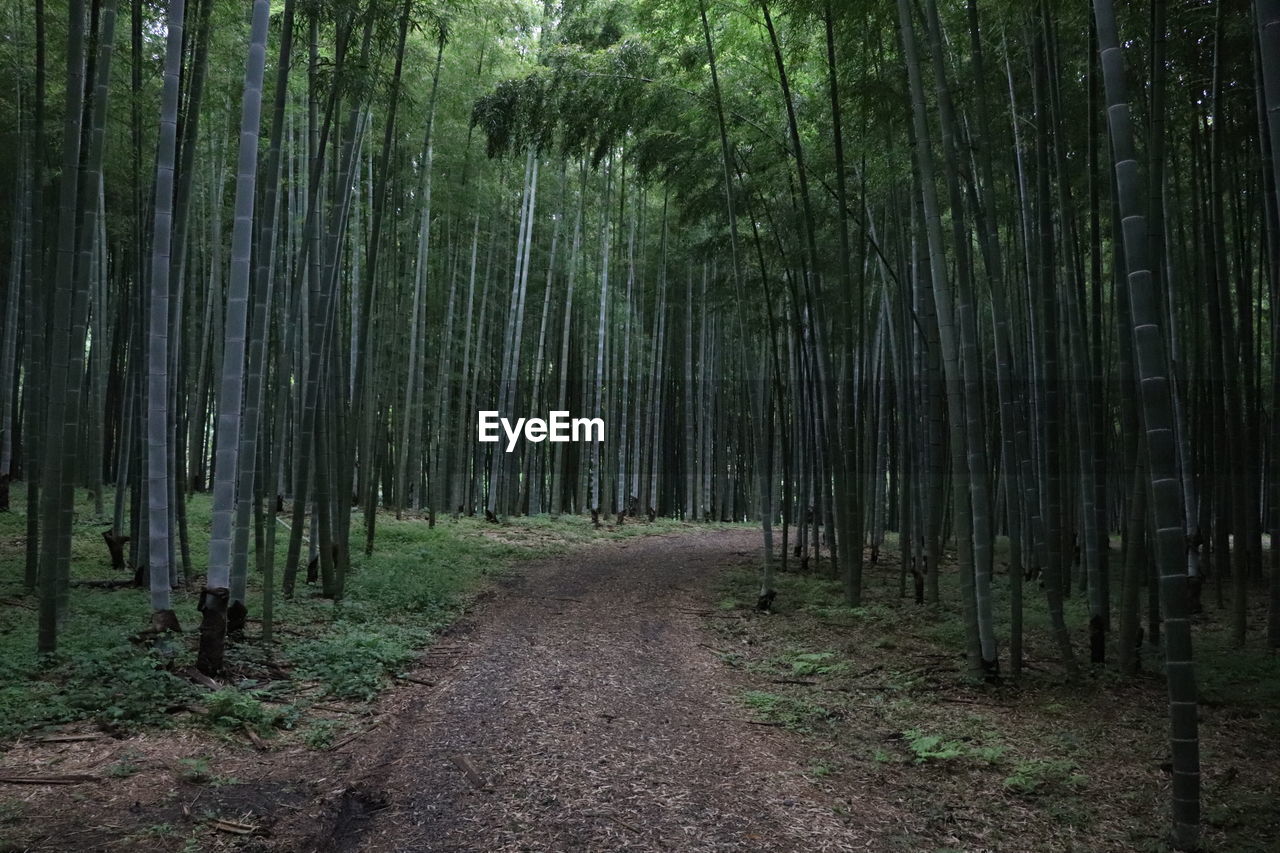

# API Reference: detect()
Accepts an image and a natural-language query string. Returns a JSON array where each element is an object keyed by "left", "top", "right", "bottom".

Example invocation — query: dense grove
[{"left": 1, "top": 0, "right": 1278, "bottom": 847}]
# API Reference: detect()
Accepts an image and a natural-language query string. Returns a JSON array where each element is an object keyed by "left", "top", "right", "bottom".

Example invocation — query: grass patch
[
  {"left": 107, "top": 752, "right": 143, "bottom": 778},
  {"left": 902, "top": 728, "right": 1005, "bottom": 765},
  {"left": 708, "top": 537, "right": 1278, "bottom": 852},
  {"left": 201, "top": 688, "right": 299, "bottom": 737},
  {"left": 773, "top": 649, "right": 848, "bottom": 677},
  {"left": 175, "top": 756, "right": 235, "bottom": 787},
  {"left": 289, "top": 624, "right": 421, "bottom": 701},
  {"left": 300, "top": 718, "right": 342, "bottom": 750},
  {"left": 1196, "top": 637, "right": 1280, "bottom": 712},
  {"left": 1003, "top": 758, "right": 1087, "bottom": 796},
  {"left": 0, "top": 488, "right": 683, "bottom": 744},
  {"left": 740, "top": 689, "right": 835, "bottom": 733},
  {"left": 0, "top": 644, "right": 197, "bottom": 738}
]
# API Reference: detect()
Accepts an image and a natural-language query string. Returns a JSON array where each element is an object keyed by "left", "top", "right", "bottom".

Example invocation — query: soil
[
  {"left": 1, "top": 528, "right": 884, "bottom": 853},
  {"left": 6, "top": 528, "right": 1275, "bottom": 852},
  {"left": 281, "top": 527, "right": 873, "bottom": 852}
]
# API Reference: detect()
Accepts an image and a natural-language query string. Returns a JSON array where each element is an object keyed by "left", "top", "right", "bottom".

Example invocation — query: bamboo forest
[{"left": 0, "top": 0, "right": 1277, "bottom": 850}]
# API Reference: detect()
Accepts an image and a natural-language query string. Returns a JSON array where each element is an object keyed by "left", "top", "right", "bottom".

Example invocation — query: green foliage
[
  {"left": 108, "top": 751, "right": 143, "bottom": 778},
  {"left": 289, "top": 625, "right": 420, "bottom": 701},
  {"left": 175, "top": 757, "right": 210, "bottom": 784},
  {"left": 301, "top": 718, "right": 342, "bottom": 750},
  {"left": 716, "top": 650, "right": 743, "bottom": 668},
  {"left": 1202, "top": 788, "right": 1280, "bottom": 850},
  {"left": 0, "top": 492, "right": 206, "bottom": 739},
  {"left": 202, "top": 689, "right": 298, "bottom": 736},
  {"left": 740, "top": 690, "right": 834, "bottom": 733},
  {"left": 1002, "top": 759, "right": 1087, "bottom": 795},
  {"left": 341, "top": 524, "right": 507, "bottom": 625},
  {"left": 851, "top": 604, "right": 894, "bottom": 622},
  {"left": 903, "top": 728, "right": 1005, "bottom": 765},
  {"left": 175, "top": 756, "right": 234, "bottom": 787},
  {"left": 0, "top": 490, "right": 683, "bottom": 745},
  {"left": 917, "top": 617, "right": 967, "bottom": 650},
  {"left": 903, "top": 729, "right": 965, "bottom": 762},
  {"left": 0, "top": 644, "right": 197, "bottom": 740},
  {"left": 782, "top": 650, "right": 847, "bottom": 677},
  {"left": 807, "top": 761, "right": 834, "bottom": 778},
  {"left": 1195, "top": 639, "right": 1280, "bottom": 712}
]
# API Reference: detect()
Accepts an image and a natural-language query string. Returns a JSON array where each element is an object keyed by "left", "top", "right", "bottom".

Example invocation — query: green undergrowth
[
  {"left": 473, "top": 510, "right": 694, "bottom": 547},
  {"left": 712, "top": 536, "right": 1280, "bottom": 853},
  {"left": 740, "top": 689, "right": 838, "bottom": 733},
  {"left": 901, "top": 727, "right": 1006, "bottom": 765},
  {"left": 0, "top": 488, "right": 685, "bottom": 744}
]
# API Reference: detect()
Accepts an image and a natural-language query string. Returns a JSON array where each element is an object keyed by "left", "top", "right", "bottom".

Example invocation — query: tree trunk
[{"left": 1093, "top": 0, "right": 1200, "bottom": 843}]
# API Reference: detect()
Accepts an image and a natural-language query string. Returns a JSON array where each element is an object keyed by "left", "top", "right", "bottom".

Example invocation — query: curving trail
[{"left": 302, "top": 528, "right": 868, "bottom": 853}]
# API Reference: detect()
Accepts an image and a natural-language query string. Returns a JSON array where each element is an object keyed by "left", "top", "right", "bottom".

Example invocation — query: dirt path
[{"left": 291, "top": 528, "right": 868, "bottom": 853}]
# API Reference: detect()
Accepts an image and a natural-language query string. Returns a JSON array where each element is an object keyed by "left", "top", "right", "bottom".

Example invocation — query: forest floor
[
  {"left": 2, "top": 526, "right": 876, "bottom": 852},
  {"left": 2, "top": 518, "right": 1278, "bottom": 852},
  {"left": 708, "top": 543, "right": 1280, "bottom": 853}
]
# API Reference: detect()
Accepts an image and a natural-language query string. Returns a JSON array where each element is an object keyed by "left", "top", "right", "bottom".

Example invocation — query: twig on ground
[
  {"left": 329, "top": 721, "right": 381, "bottom": 751},
  {"left": 0, "top": 774, "right": 99, "bottom": 785},
  {"left": 209, "top": 818, "right": 257, "bottom": 835},
  {"left": 450, "top": 753, "right": 489, "bottom": 789},
  {"left": 242, "top": 723, "right": 269, "bottom": 751}
]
